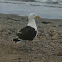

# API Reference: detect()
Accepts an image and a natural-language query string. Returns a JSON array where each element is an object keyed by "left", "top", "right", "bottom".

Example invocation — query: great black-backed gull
[{"left": 13, "top": 13, "right": 40, "bottom": 43}]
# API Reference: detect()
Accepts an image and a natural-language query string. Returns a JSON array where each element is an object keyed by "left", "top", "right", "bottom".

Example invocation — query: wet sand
[{"left": 0, "top": 14, "right": 62, "bottom": 62}]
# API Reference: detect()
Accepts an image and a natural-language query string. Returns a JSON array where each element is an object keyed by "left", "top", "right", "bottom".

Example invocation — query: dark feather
[
  {"left": 16, "top": 26, "right": 37, "bottom": 40},
  {"left": 13, "top": 38, "right": 20, "bottom": 43}
]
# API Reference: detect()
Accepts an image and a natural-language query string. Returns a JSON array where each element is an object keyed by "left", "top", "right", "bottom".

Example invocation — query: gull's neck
[{"left": 27, "top": 19, "right": 37, "bottom": 31}]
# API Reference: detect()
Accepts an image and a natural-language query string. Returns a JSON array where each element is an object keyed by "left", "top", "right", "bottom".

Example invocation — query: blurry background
[{"left": 0, "top": 0, "right": 62, "bottom": 19}]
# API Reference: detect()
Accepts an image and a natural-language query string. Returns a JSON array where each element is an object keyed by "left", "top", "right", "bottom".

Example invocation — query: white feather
[{"left": 27, "top": 13, "right": 37, "bottom": 31}]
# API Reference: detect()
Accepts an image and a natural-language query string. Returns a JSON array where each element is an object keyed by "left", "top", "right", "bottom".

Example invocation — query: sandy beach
[{"left": 0, "top": 13, "right": 62, "bottom": 62}]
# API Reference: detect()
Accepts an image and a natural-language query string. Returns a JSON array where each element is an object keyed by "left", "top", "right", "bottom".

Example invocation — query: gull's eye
[{"left": 33, "top": 14, "right": 35, "bottom": 16}]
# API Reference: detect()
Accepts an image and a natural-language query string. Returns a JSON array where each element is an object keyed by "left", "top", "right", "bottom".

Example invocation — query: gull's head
[{"left": 28, "top": 13, "right": 40, "bottom": 20}]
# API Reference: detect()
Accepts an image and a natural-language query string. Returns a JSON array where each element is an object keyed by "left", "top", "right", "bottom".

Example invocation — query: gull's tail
[{"left": 13, "top": 38, "right": 20, "bottom": 43}]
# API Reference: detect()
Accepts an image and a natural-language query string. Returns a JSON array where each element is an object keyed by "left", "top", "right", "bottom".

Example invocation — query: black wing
[{"left": 16, "top": 26, "right": 37, "bottom": 40}]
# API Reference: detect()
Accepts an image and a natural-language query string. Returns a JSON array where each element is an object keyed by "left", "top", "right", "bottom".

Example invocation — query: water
[{"left": 0, "top": 0, "right": 62, "bottom": 19}]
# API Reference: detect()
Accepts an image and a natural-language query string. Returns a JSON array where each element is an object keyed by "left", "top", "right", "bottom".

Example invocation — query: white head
[
  {"left": 28, "top": 13, "right": 40, "bottom": 20},
  {"left": 28, "top": 13, "right": 36, "bottom": 20}
]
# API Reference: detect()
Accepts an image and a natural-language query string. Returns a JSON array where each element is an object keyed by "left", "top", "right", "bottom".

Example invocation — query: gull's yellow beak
[{"left": 36, "top": 16, "right": 40, "bottom": 18}]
